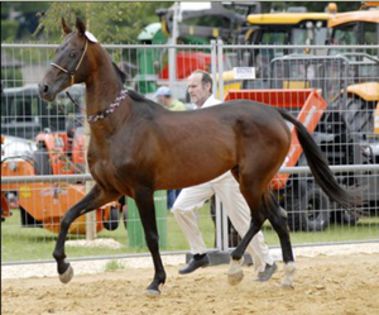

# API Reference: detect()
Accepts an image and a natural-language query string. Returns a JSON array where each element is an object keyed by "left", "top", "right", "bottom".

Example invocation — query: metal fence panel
[{"left": 1, "top": 43, "right": 378, "bottom": 263}]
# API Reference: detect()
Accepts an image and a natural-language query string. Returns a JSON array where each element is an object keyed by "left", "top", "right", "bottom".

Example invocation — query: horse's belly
[{"left": 155, "top": 162, "right": 231, "bottom": 190}]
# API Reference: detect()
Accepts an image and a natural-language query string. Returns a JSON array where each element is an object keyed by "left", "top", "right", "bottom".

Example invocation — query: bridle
[
  {"left": 50, "top": 35, "right": 126, "bottom": 124},
  {"left": 50, "top": 39, "right": 88, "bottom": 86}
]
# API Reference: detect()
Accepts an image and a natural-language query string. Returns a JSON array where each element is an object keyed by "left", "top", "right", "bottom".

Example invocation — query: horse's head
[{"left": 39, "top": 17, "right": 93, "bottom": 102}]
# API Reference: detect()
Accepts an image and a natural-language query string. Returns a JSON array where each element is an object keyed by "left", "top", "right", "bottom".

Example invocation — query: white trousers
[{"left": 172, "top": 172, "right": 274, "bottom": 272}]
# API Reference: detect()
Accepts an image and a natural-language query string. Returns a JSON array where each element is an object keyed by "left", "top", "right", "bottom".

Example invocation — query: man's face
[
  {"left": 157, "top": 95, "right": 170, "bottom": 107},
  {"left": 187, "top": 73, "right": 211, "bottom": 107}
]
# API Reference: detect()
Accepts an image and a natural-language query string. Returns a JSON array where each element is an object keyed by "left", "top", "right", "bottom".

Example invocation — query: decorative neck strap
[{"left": 87, "top": 89, "right": 128, "bottom": 123}]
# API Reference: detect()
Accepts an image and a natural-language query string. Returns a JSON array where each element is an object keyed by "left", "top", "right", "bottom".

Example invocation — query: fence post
[
  {"left": 168, "top": 1, "right": 179, "bottom": 92},
  {"left": 210, "top": 40, "right": 217, "bottom": 95},
  {"left": 84, "top": 119, "right": 96, "bottom": 241},
  {"left": 217, "top": 39, "right": 224, "bottom": 101}
]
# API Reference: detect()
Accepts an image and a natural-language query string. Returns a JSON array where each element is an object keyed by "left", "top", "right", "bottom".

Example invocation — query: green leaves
[{"left": 40, "top": 2, "right": 171, "bottom": 43}]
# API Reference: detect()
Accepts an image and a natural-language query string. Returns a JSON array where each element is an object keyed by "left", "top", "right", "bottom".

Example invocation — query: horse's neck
[
  {"left": 85, "top": 63, "right": 122, "bottom": 116},
  {"left": 84, "top": 52, "right": 126, "bottom": 137}
]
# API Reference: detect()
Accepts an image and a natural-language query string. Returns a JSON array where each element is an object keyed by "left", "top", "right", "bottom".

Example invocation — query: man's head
[
  {"left": 187, "top": 70, "right": 213, "bottom": 108},
  {"left": 155, "top": 86, "right": 172, "bottom": 107}
]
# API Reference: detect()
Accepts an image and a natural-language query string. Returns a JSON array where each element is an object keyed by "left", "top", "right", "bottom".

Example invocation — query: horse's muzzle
[{"left": 38, "top": 82, "right": 55, "bottom": 102}]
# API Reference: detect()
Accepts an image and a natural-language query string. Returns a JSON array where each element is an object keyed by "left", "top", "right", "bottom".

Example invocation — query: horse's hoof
[
  {"left": 145, "top": 289, "right": 160, "bottom": 298},
  {"left": 281, "top": 262, "right": 295, "bottom": 288},
  {"left": 59, "top": 264, "right": 74, "bottom": 284},
  {"left": 227, "top": 258, "right": 244, "bottom": 286},
  {"left": 281, "top": 280, "right": 294, "bottom": 289},
  {"left": 228, "top": 269, "right": 244, "bottom": 286}
]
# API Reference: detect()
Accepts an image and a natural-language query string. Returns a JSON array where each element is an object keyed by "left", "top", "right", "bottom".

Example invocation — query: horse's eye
[{"left": 69, "top": 51, "right": 77, "bottom": 58}]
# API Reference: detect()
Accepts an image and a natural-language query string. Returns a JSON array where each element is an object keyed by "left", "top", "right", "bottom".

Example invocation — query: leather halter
[{"left": 50, "top": 40, "right": 88, "bottom": 86}]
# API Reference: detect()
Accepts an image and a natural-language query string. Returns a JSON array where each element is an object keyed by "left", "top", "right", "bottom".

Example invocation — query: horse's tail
[{"left": 277, "top": 108, "right": 360, "bottom": 209}]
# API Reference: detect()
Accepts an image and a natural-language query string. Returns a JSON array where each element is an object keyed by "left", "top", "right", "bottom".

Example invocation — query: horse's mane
[
  {"left": 127, "top": 89, "right": 162, "bottom": 107},
  {"left": 127, "top": 89, "right": 166, "bottom": 116},
  {"left": 112, "top": 62, "right": 126, "bottom": 84}
]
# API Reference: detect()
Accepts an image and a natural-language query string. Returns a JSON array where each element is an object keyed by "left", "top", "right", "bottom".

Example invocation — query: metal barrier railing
[{"left": 1, "top": 42, "right": 378, "bottom": 263}]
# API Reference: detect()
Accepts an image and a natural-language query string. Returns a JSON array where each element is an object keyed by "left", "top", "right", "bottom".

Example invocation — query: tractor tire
[
  {"left": 33, "top": 146, "right": 53, "bottom": 175},
  {"left": 102, "top": 206, "right": 120, "bottom": 231},
  {"left": 286, "top": 182, "right": 330, "bottom": 232}
]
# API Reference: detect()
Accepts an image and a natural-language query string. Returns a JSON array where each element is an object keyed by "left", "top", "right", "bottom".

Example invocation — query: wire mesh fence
[{"left": 1, "top": 43, "right": 378, "bottom": 263}]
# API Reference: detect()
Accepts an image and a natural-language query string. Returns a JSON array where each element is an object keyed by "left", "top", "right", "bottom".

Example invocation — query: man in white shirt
[{"left": 172, "top": 70, "right": 277, "bottom": 281}]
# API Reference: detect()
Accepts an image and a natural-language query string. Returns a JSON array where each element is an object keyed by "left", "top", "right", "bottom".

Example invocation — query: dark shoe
[
  {"left": 179, "top": 254, "right": 210, "bottom": 275},
  {"left": 257, "top": 262, "right": 277, "bottom": 282}
]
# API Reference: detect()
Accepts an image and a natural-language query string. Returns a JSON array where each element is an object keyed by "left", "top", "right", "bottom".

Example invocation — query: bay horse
[{"left": 39, "top": 18, "right": 358, "bottom": 296}]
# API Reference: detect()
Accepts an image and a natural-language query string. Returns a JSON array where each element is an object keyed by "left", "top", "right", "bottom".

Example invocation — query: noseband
[{"left": 50, "top": 39, "right": 88, "bottom": 86}]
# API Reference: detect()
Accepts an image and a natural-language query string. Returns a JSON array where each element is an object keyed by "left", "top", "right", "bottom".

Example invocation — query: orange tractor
[{"left": 1, "top": 132, "right": 123, "bottom": 234}]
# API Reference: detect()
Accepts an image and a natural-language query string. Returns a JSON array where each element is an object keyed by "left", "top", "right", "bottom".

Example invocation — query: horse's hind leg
[
  {"left": 265, "top": 192, "right": 296, "bottom": 287},
  {"left": 53, "top": 184, "right": 119, "bottom": 284},
  {"left": 228, "top": 214, "right": 265, "bottom": 285},
  {"left": 134, "top": 187, "right": 166, "bottom": 297},
  {"left": 227, "top": 186, "right": 266, "bottom": 285}
]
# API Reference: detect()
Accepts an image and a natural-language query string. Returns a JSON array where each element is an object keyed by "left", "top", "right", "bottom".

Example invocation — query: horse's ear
[
  {"left": 61, "top": 17, "right": 72, "bottom": 35},
  {"left": 75, "top": 17, "right": 86, "bottom": 35}
]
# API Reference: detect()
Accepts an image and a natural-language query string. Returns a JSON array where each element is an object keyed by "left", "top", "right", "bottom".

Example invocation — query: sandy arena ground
[{"left": 2, "top": 251, "right": 379, "bottom": 315}]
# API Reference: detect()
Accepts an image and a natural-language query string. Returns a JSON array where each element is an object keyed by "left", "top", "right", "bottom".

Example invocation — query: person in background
[
  {"left": 155, "top": 86, "right": 186, "bottom": 112},
  {"left": 171, "top": 70, "right": 277, "bottom": 281},
  {"left": 155, "top": 86, "right": 186, "bottom": 209}
]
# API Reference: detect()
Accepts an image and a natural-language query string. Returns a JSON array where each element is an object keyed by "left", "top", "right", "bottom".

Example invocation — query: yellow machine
[
  {"left": 328, "top": 7, "right": 379, "bottom": 137},
  {"left": 222, "top": 10, "right": 331, "bottom": 94}
]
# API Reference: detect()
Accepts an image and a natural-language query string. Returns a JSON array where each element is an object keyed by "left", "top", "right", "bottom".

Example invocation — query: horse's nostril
[{"left": 43, "top": 85, "right": 49, "bottom": 93}]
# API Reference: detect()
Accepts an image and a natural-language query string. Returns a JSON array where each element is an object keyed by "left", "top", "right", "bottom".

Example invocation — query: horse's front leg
[
  {"left": 53, "top": 184, "right": 119, "bottom": 283},
  {"left": 134, "top": 187, "right": 166, "bottom": 297}
]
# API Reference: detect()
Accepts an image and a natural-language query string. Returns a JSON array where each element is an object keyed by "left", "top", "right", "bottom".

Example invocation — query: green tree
[
  {"left": 40, "top": 2, "right": 171, "bottom": 43},
  {"left": 1, "top": 2, "right": 49, "bottom": 42}
]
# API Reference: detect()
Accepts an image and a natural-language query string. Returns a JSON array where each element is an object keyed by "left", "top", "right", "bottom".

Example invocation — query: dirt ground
[{"left": 2, "top": 253, "right": 379, "bottom": 315}]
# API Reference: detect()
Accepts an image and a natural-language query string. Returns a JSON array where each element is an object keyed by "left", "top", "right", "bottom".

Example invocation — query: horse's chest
[
  {"left": 87, "top": 150, "right": 135, "bottom": 194},
  {"left": 90, "top": 160, "right": 116, "bottom": 184}
]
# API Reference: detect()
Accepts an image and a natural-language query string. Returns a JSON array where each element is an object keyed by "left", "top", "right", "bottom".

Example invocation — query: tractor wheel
[
  {"left": 102, "top": 206, "right": 120, "bottom": 231},
  {"left": 33, "top": 146, "right": 52, "bottom": 175},
  {"left": 286, "top": 183, "right": 330, "bottom": 232}
]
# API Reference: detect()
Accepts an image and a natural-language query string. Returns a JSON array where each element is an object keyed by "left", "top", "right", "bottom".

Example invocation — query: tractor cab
[
  {"left": 222, "top": 10, "right": 331, "bottom": 92},
  {"left": 327, "top": 7, "right": 379, "bottom": 146},
  {"left": 328, "top": 9, "right": 379, "bottom": 46},
  {"left": 245, "top": 11, "right": 330, "bottom": 46}
]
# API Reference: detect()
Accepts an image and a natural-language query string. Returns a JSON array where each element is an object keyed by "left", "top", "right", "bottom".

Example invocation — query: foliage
[
  {"left": 40, "top": 2, "right": 171, "bottom": 43},
  {"left": 1, "top": 20, "right": 18, "bottom": 42},
  {"left": 1, "top": 2, "right": 49, "bottom": 41}
]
